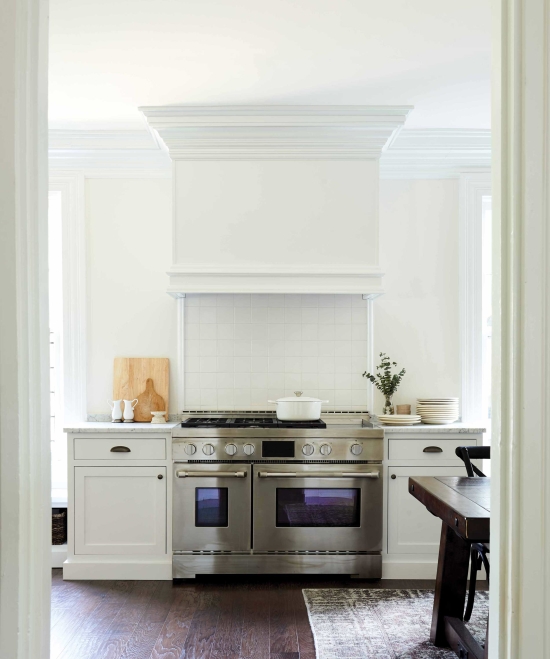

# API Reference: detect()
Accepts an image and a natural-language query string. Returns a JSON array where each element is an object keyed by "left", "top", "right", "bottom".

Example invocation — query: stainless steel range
[{"left": 172, "top": 413, "right": 384, "bottom": 579}]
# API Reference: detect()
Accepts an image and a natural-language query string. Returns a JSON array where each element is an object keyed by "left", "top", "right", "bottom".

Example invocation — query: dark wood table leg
[{"left": 431, "top": 521, "right": 471, "bottom": 646}]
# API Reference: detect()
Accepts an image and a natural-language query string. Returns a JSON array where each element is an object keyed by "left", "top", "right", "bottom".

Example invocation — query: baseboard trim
[
  {"left": 382, "top": 560, "right": 438, "bottom": 579},
  {"left": 62, "top": 558, "right": 172, "bottom": 580}
]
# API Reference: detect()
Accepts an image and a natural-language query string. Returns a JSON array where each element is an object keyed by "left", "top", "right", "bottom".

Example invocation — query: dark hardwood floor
[{"left": 51, "top": 569, "right": 487, "bottom": 659}]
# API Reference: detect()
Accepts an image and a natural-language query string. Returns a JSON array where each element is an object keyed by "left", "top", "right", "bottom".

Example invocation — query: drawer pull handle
[
  {"left": 110, "top": 446, "right": 131, "bottom": 453},
  {"left": 423, "top": 446, "right": 443, "bottom": 453}
]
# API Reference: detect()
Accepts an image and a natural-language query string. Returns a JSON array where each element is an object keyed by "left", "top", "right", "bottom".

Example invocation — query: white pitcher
[
  {"left": 123, "top": 399, "right": 139, "bottom": 422},
  {"left": 108, "top": 399, "right": 123, "bottom": 422}
]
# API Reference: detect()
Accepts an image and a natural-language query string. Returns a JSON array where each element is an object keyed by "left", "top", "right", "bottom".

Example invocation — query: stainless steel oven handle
[
  {"left": 176, "top": 470, "right": 247, "bottom": 478},
  {"left": 257, "top": 471, "right": 380, "bottom": 479}
]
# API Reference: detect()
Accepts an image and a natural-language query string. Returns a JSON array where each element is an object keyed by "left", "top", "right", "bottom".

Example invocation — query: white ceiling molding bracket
[{"left": 139, "top": 105, "right": 413, "bottom": 160}]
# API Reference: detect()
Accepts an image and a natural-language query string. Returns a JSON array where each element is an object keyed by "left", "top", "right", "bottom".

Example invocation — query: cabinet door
[
  {"left": 75, "top": 467, "right": 166, "bottom": 555},
  {"left": 387, "top": 466, "right": 465, "bottom": 555}
]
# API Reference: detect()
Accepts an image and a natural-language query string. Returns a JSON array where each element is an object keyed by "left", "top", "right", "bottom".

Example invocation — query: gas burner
[{"left": 180, "top": 416, "right": 327, "bottom": 429}]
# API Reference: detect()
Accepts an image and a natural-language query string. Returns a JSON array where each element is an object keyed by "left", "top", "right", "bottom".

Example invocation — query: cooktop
[{"left": 180, "top": 416, "right": 327, "bottom": 429}]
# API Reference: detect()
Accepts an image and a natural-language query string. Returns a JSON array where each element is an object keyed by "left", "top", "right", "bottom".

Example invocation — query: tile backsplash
[{"left": 184, "top": 294, "right": 370, "bottom": 411}]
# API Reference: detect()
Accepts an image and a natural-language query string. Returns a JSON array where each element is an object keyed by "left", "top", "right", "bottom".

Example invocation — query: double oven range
[{"left": 172, "top": 414, "right": 384, "bottom": 579}]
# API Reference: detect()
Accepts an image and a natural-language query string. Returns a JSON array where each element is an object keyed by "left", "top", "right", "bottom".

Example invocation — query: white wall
[
  {"left": 374, "top": 179, "right": 460, "bottom": 413},
  {"left": 86, "top": 179, "right": 177, "bottom": 415}
]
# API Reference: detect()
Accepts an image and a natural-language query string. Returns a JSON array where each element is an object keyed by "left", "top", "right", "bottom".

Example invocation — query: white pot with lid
[{"left": 268, "top": 391, "right": 329, "bottom": 421}]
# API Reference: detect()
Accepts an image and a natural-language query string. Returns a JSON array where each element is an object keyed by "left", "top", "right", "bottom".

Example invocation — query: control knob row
[
  {"left": 183, "top": 443, "right": 256, "bottom": 456},
  {"left": 301, "top": 443, "right": 363, "bottom": 456}
]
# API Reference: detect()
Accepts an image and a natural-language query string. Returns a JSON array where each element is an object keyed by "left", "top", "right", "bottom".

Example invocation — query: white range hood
[{"left": 140, "top": 105, "right": 412, "bottom": 297}]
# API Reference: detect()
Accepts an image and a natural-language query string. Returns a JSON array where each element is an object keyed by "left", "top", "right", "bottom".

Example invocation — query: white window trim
[
  {"left": 459, "top": 172, "right": 491, "bottom": 423},
  {"left": 49, "top": 173, "right": 87, "bottom": 425}
]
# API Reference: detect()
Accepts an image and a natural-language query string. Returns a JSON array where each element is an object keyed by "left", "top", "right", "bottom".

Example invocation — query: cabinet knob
[
  {"left": 157, "top": 474, "right": 163, "bottom": 480},
  {"left": 391, "top": 474, "right": 396, "bottom": 480}
]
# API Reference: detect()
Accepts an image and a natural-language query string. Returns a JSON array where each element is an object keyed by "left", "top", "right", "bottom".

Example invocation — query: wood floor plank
[
  {"left": 291, "top": 590, "right": 316, "bottom": 659},
  {"left": 151, "top": 586, "right": 200, "bottom": 659},
  {"left": 269, "top": 587, "right": 299, "bottom": 655},
  {"left": 181, "top": 589, "right": 222, "bottom": 659},
  {"left": 239, "top": 587, "right": 270, "bottom": 659},
  {"left": 209, "top": 589, "right": 245, "bottom": 659}
]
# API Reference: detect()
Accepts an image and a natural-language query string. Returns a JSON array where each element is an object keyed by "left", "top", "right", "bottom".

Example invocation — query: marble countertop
[
  {"left": 371, "top": 421, "right": 485, "bottom": 434},
  {"left": 64, "top": 422, "right": 179, "bottom": 433}
]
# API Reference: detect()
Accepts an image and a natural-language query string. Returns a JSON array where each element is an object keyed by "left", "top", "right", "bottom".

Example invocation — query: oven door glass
[
  {"left": 195, "top": 488, "right": 228, "bottom": 527},
  {"left": 276, "top": 488, "right": 360, "bottom": 527}
]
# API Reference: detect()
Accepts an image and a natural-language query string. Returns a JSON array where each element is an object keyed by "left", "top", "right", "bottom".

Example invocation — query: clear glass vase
[{"left": 383, "top": 395, "right": 394, "bottom": 415}]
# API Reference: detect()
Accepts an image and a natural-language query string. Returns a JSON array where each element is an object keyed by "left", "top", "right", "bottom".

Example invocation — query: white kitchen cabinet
[
  {"left": 74, "top": 466, "right": 167, "bottom": 555},
  {"left": 387, "top": 466, "right": 466, "bottom": 556}
]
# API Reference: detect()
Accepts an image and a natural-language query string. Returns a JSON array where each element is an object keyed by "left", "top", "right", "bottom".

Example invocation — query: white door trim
[{"left": 0, "top": 0, "right": 51, "bottom": 655}]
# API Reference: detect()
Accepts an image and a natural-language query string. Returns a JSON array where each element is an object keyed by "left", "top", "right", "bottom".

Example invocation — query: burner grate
[{"left": 180, "top": 416, "right": 326, "bottom": 429}]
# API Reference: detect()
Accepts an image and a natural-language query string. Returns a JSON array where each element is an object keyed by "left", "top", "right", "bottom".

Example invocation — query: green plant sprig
[{"left": 362, "top": 352, "right": 406, "bottom": 398}]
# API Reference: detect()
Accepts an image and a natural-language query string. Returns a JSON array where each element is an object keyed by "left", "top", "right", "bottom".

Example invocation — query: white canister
[
  {"left": 268, "top": 391, "right": 329, "bottom": 421},
  {"left": 108, "top": 399, "right": 123, "bottom": 423},
  {"left": 123, "top": 399, "right": 139, "bottom": 422}
]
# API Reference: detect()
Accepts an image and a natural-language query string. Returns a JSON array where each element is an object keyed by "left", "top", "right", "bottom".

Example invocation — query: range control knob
[
  {"left": 319, "top": 443, "right": 332, "bottom": 456},
  {"left": 302, "top": 443, "right": 315, "bottom": 456},
  {"left": 184, "top": 443, "right": 197, "bottom": 456},
  {"left": 243, "top": 443, "right": 255, "bottom": 456},
  {"left": 225, "top": 443, "right": 238, "bottom": 456},
  {"left": 202, "top": 443, "right": 215, "bottom": 456},
  {"left": 350, "top": 443, "right": 363, "bottom": 456}
]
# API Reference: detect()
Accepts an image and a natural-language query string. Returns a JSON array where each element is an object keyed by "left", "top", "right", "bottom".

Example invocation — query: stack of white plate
[
  {"left": 416, "top": 398, "right": 459, "bottom": 424},
  {"left": 378, "top": 414, "right": 422, "bottom": 426}
]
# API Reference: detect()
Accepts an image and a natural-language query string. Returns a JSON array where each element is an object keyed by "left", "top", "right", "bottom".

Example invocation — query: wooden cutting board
[{"left": 113, "top": 358, "right": 169, "bottom": 422}]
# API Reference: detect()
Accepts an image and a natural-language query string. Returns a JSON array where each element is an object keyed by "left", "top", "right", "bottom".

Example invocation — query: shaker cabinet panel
[
  {"left": 74, "top": 466, "right": 166, "bottom": 555},
  {"left": 387, "top": 466, "right": 466, "bottom": 555}
]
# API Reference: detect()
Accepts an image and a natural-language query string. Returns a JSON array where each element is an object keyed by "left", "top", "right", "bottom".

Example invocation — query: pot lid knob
[{"left": 294, "top": 391, "right": 303, "bottom": 397}]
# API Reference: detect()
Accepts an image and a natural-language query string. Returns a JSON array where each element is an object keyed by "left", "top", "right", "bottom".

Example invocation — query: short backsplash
[{"left": 184, "top": 294, "right": 371, "bottom": 412}]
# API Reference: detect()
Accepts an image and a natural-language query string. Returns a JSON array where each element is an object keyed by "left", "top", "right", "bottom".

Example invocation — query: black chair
[{"left": 455, "top": 445, "right": 490, "bottom": 622}]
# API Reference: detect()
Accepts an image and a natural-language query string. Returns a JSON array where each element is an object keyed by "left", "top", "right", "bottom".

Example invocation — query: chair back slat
[{"left": 455, "top": 446, "right": 490, "bottom": 477}]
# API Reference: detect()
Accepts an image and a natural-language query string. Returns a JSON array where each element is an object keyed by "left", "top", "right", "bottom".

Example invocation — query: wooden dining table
[{"left": 409, "top": 476, "right": 490, "bottom": 659}]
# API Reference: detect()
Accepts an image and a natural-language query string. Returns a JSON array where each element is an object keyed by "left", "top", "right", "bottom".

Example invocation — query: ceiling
[{"left": 49, "top": 0, "right": 491, "bottom": 131}]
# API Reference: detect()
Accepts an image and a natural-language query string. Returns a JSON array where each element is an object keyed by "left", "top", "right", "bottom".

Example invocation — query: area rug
[{"left": 302, "top": 589, "right": 488, "bottom": 659}]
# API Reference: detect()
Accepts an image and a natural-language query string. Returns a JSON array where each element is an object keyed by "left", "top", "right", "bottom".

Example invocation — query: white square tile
[
  {"left": 334, "top": 357, "right": 352, "bottom": 373},
  {"left": 200, "top": 340, "right": 217, "bottom": 357},
  {"left": 285, "top": 341, "right": 301, "bottom": 357},
  {"left": 268, "top": 372, "right": 285, "bottom": 389},
  {"left": 234, "top": 372, "right": 251, "bottom": 389},
  {"left": 284, "top": 308, "right": 302, "bottom": 324},
  {"left": 352, "top": 389, "right": 368, "bottom": 405},
  {"left": 318, "top": 324, "right": 335, "bottom": 340},
  {"left": 268, "top": 356, "right": 285, "bottom": 372},
  {"left": 217, "top": 324, "right": 234, "bottom": 340},
  {"left": 186, "top": 324, "right": 200, "bottom": 340},
  {"left": 251, "top": 294, "right": 271, "bottom": 307},
  {"left": 186, "top": 356, "right": 200, "bottom": 373},
  {"left": 318, "top": 373, "right": 335, "bottom": 389},
  {"left": 268, "top": 307, "right": 285, "bottom": 324},
  {"left": 233, "top": 294, "right": 251, "bottom": 307},
  {"left": 285, "top": 324, "right": 301, "bottom": 341},
  {"left": 200, "top": 390, "right": 218, "bottom": 407},
  {"left": 217, "top": 372, "right": 234, "bottom": 388},
  {"left": 335, "top": 373, "right": 352, "bottom": 389},
  {"left": 301, "top": 356, "right": 318, "bottom": 372},
  {"left": 250, "top": 373, "right": 268, "bottom": 389},
  {"left": 185, "top": 372, "right": 201, "bottom": 389},
  {"left": 186, "top": 340, "right": 200, "bottom": 357},
  {"left": 251, "top": 307, "right": 268, "bottom": 324},
  {"left": 217, "top": 389, "right": 234, "bottom": 408},
  {"left": 334, "top": 308, "right": 352, "bottom": 325},
  {"left": 285, "top": 373, "right": 302, "bottom": 390},
  {"left": 317, "top": 294, "right": 335, "bottom": 308},
  {"left": 234, "top": 389, "right": 251, "bottom": 408},
  {"left": 185, "top": 389, "right": 201, "bottom": 406},
  {"left": 199, "top": 324, "right": 217, "bottom": 341},
  {"left": 268, "top": 294, "right": 285, "bottom": 306},
  {"left": 234, "top": 324, "right": 252, "bottom": 340},
  {"left": 318, "top": 357, "right": 335, "bottom": 373},
  {"left": 200, "top": 373, "right": 217, "bottom": 389},
  {"left": 268, "top": 339, "right": 285, "bottom": 356},
  {"left": 335, "top": 389, "right": 353, "bottom": 405},
  {"left": 216, "top": 307, "right": 234, "bottom": 324},
  {"left": 334, "top": 294, "right": 352, "bottom": 308},
  {"left": 352, "top": 308, "right": 369, "bottom": 324},
  {"left": 216, "top": 294, "right": 234, "bottom": 307},
  {"left": 200, "top": 307, "right": 217, "bottom": 324},
  {"left": 352, "top": 295, "right": 368, "bottom": 307},
  {"left": 284, "top": 357, "right": 301, "bottom": 374},
  {"left": 186, "top": 307, "right": 201, "bottom": 324},
  {"left": 352, "top": 324, "right": 368, "bottom": 340},
  {"left": 186, "top": 295, "right": 201, "bottom": 307},
  {"left": 302, "top": 341, "right": 318, "bottom": 357},
  {"left": 234, "top": 340, "right": 251, "bottom": 357},
  {"left": 199, "top": 294, "right": 217, "bottom": 307},
  {"left": 301, "top": 324, "right": 318, "bottom": 340},
  {"left": 334, "top": 340, "right": 352, "bottom": 357},
  {"left": 318, "top": 308, "right": 335, "bottom": 324},
  {"left": 318, "top": 389, "right": 334, "bottom": 403},
  {"left": 352, "top": 341, "right": 369, "bottom": 357},
  {"left": 251, "top": 340, "right": 268, "bottom": 356},
  {"left": 318, "top": 341, "right": 335, "bottom": 356},
  {"left": 267, "top": 390, "right": 283, "bottom": 405},
  {"left": 301, "top": 308, "right": 318, "bottom": 324},
  {"left": 334, "top": 324, "right": 352, "bottom": 341},
  {"left": 250, "top": 389, "right": 269, "bottom": 407},
  {"left": 235, "top": 308, "right": 251, "bottom": 324},
  {"left": 302, "top": 373, "right": 319, "bottom": 389},
  {"left": 268, "top": 323, "right": 285, "bottom": 339},
  {"left": 251, "top": 323, "right": 268, "bottom": 340},
  {"left": 200, "top": 356, "right": 217, "bottom": 372},
  {"left": 301, "top": 294, "right": 319, "bottom": 307},
  {"left": 284, "top": 294, "right": 302, "bottom": 307},
  {"left": 217, "top": 356, "right": 234, "bottom": 373},
  {"left": 217, "top": 340, "right": 234, "bottom": 356},
  {"left": 352, "top": 373, "right": 368, "bottom": 389},
  {"left": 234, "top": 356, "right": 251, "bottom": 372}
]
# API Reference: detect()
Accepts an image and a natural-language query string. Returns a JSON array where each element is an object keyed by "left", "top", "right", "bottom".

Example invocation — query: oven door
[
  {"left": 173, "top": 463, "right": 251, "bottom": 551},
  {"left": 253, "top": 463, "right": 382, "bottom": 552}
]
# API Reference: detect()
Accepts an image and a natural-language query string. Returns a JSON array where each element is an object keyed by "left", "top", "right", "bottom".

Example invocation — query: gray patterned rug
[{"left": 302, "top": 589, "right": 488, "bottom": 658}]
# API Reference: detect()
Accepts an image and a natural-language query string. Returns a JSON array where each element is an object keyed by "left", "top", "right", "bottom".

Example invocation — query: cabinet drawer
[
  {"left": 74, "top": 437, "right": 166, "bottom": 460},
  {"left": 388, "top": 437, "right": 478, "bottom": 462}
]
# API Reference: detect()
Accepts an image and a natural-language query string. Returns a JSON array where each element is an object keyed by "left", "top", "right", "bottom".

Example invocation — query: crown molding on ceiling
[{"left": 48, "top": 126, "right": 490, "bottom": 178}]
